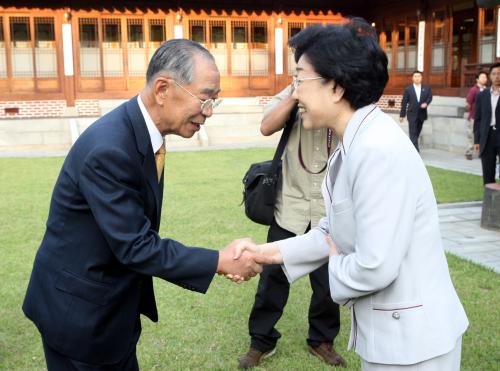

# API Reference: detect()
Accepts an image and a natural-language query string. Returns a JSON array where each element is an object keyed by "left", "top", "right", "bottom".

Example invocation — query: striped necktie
[{"left": 155, "top": 142, "right": 166, "bottom": 182}]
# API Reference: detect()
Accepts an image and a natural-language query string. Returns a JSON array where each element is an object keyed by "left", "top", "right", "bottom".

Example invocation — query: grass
[{"left": 0, "top": 148, "right": 498, "bottom": 370}]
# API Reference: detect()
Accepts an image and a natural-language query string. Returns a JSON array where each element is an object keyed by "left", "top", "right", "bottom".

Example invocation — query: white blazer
[{"left": 278, "top": 104, "right": 468, "bottom": 365}]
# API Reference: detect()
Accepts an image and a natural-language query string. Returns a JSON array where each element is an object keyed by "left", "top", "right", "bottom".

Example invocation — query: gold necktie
[{"left": 155, "top": 142, "right": 166, "bottom": 182}]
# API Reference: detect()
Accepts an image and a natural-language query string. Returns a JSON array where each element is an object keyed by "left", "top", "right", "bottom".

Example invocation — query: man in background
[
  {"left": 465, "top": 72, "right": 488, "bottom": 160},
  {"left": 399, "top": 70, "right": 433, "bottom": 152},
  {"left": 474, "top": 62, "right": 500, "bottom": 184}
]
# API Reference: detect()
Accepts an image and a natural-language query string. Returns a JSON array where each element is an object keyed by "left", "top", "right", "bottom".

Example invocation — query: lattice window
[
  {"left": 79, "top": 18, "right": 98, "bottom": 48},
  {"left": 149, "top": 19, "right": 165, "bottom": 42},
  {"left": 0, "top": 17, "right": 6, "bottom": 78},
  {"left": 232, "top": 21, "right": 248, "bottom": 45},
  {"left": 102, "top": 18, "right": 123, "bottom": 76},
  {"left": 479, "top": 7, "right": 496, "bottom": 63},
  {"left": 127, "top": 19, "right": 145, "bottom": 76},
  {"left": 287, "top": 22, "right": 303, "bottom": 75},
  {"left": 127, "top": 19, "right": 144, "bottom": 47},
  {"left": 102, "top": 18, "right": 121, "bottom": 44},
  {"left": 34, "top": 17, "right": 57, "bottom": 78},
  {"left": 35, "top": 17, "right": 54, "bottom": 45},
  {"left": 406, "top": 18, "right": 418, "bottom": 72},
  {"left": 231, "top": 21, "right": 248, "bottom": 75},
  {"left": 395, "top": 23, "right": 406, "bottom": 71},
  {"left": 431, "top": 11, "right": 447, "bottom": 72},
  {"left": 210, "top": 20, "right": 225, "bottom": 44},
  {"left": 251, "top": 21, "right": 267, "bottom": 44},
  {"left": 79, "top": 18, "right": 101, "bottom": 77},
  {"left": 189, "top": 20, "right": 206, "bottom": 44},
  {"left": 250, "top": 21, "right": 267, "bottom": 76},
  {"left": 288, "top": 22, "right": 303, "bottom": 38},
  {"left": 10, "top": 17, "right": 30, "bottom": 45},
  {"left": 383, "top": 24, "right": 393, "bottom": 71},
  {"left": 10, "top": 17, "right": 33, "bottom": 77}
]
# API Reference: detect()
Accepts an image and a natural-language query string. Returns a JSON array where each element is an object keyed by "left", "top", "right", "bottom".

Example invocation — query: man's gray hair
[{"left": 146, "top": 39, "right": 215, "bottom": 85}]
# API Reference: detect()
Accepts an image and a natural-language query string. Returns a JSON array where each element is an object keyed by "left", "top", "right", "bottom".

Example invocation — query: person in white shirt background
[{"left": 399, "top": 71, "right": 433, "bottom": 152}]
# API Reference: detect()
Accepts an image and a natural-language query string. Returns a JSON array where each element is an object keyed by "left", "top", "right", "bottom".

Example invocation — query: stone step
[{"left": 0, "top": 96, "right": 475, "bottom": 154}]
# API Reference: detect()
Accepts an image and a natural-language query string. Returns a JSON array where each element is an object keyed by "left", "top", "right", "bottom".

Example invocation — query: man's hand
[
  {"left": 217, "top": 238, "right": 264, "bottom": 283},
  {"left": 232, "top": 242, "right": 282, "bottom": 264},
  {"left": 222, "top": 241, "right": 282, "bottom": 283},
  {"left": 474, "top": 143, "right": 480, "bottom": 154},
  {"left": 399, "top": 117, "right": 404, "bottom": 123},
  {"left": 420, "top": 102, "right": 428, "bottom": 109}
]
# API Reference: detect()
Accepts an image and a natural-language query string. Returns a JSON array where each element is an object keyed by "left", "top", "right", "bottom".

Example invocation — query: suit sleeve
[
  {"left": 328, "top": 143, "right": 418, "bottom": 303},
  {"left": 474, "top": 93, "right": 482, "bottom": 145},
  {"left": 399, "top": 88, "right": 409, "bottom": 118},
  {"left": 466, "top": 87, "right": 476, "bottom": 107},
  {"left": 425, "top": 86, "right": 433, "bottom": 105},
  {"left": 277, "top": 216, "right": 330, "bottom": 283},
  {"left": 79, "top": 146, "right": 218, "bottom": 293}
]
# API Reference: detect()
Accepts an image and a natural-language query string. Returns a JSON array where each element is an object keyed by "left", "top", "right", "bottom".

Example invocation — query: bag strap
[
  {"left": 269, "top": 104, "right": 298, "bottom": 174},
  {"left": 297, "top": 128, "right": 333, "bottom": 174}
]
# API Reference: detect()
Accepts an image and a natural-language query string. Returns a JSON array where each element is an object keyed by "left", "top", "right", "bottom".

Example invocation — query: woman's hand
[
  {"left": 326, "top": 235, "right": 340, "bottom": 257},
  {"left": 233, "top": 242, "right": 283, "bottom": 264},
  {"left": 224, "top": 242, "right": 283, "bottom": 283}
]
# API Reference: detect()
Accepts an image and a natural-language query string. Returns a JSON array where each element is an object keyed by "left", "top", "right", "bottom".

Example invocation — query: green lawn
[{"left": 0, "top": 148, "right": 498, "bottom": 370}]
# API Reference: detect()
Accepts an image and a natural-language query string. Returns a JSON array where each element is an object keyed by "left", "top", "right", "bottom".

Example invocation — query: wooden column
[{"left": 62, "top": 12, "right": 75, "bottom": 106}]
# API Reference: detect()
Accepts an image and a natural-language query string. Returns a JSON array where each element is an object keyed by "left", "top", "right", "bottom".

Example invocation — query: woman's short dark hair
[
  {"left": 476, "top": 71, "right": 488, "bottom": 79},
  {"left": 289, "top": 17, "right": 388, "bottom": 110}
]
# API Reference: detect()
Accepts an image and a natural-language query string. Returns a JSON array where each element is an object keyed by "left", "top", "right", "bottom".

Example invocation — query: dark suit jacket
[
  {"left": 22, "top": 97, "right": 219, "bottom": 365},
  {"left": 399, "top": 84, "right": 433, "bottom": 122},
  {"left": 474, "top": 89, "right": 500, "bottom": 156}
]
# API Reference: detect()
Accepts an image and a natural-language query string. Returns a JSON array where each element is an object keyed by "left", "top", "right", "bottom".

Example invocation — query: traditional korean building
[{"left": 0, "top": 0, "right": 498, "bottom": 118}]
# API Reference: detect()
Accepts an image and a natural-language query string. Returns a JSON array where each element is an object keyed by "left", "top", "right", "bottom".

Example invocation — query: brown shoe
[
  {"left": 308, "top": 342, "right": 346, "bottom": 367},
  {"left": 238, "top": 347, "right": 276, "bottom": 370},
  {"left": 465, "top": 154, "right": 473, "bottom": 160}
]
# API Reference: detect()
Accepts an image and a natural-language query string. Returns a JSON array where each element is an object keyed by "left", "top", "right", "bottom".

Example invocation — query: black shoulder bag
[{"left": 242, "top": 105, "right": 298, "bottom": 225}]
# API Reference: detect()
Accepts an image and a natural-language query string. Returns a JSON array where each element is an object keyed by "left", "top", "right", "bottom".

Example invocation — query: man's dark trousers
[
  {"left": 481, "top": 126, "right": 500, "bottom": 184},
  {"left": 42, "top": 317, "right": 141, "bottom": 371},
  {"left": 409, "top": 118, "right": 425, "bottom": 152},
  {"left": 248, "top": 219, "right": 341, "bottom": 352}
]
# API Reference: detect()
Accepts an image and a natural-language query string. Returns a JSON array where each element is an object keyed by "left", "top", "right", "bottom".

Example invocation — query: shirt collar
[
  {"left": 137, "top": 95, "right": 164, "bottom": 153},
  {"left": 340, "top": 104, "right": 379, "bottom": 156}
]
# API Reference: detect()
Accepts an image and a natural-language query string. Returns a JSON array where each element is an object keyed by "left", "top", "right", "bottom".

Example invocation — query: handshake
[{"left": 216, "top": 238, "right": 283, "bottom": 283}]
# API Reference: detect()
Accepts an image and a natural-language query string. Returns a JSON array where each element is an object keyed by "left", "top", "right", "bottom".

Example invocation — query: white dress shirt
[
  {"left": 137, "top": 95, "right": 164, "bottom": 152},
  {"left": 490, "top": 88, "right": 499, "bottom": 128},
  {"left": 413, "top": 83, "right": 421, "bottom": 102}
]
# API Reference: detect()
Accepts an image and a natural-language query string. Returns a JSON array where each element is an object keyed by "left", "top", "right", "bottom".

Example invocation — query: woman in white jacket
[{"left": 235, "top": 18, "right": 468, "bottom": 370}]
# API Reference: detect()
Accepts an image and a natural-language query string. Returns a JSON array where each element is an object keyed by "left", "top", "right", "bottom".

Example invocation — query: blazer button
[{"left": 392, "top": 312, "right": 400, "bottom": 320}]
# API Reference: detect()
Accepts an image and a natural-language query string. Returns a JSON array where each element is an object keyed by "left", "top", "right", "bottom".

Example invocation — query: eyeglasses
[
  {"left": 171, "top": 79, "right": 222, "bottom": 112},
  {"left": 292, "top": 76, "right": 324, "bottom": 89}
]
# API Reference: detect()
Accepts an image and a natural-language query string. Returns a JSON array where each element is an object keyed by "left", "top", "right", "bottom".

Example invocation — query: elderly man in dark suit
[
  {"left": 22, "top": 39, "right": 266, "bottom": 370},
  {"left": 399, "top": 70, "right": 433, "bottom": 152},
  {"left": 474, "top": 62, "right": 500, "bottom": 184}
]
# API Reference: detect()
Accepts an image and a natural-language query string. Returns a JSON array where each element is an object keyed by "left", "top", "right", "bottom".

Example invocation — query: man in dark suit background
[
  {"left": 474, "top": 62, "right": 500, "bottom": 184},
  {"left": 22, "top": 39, "right": 266, "bottom": 370},
  {"left": 399, "top": 70, "right": 433, "bottom": 152}
]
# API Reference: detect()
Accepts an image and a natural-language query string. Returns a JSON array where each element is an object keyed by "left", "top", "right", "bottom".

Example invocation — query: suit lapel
[
  {"left": 125, "top": 98, "right": 162, "bottom": 228},
  {"left": 495, "top": 92, "right": 500, "bottom": 127},
  {"left": 420, "top": 86, "right": 426, "bottom": 103},
  {"left": 484, "top": 90, "right": 492, "bottom": 129}
]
